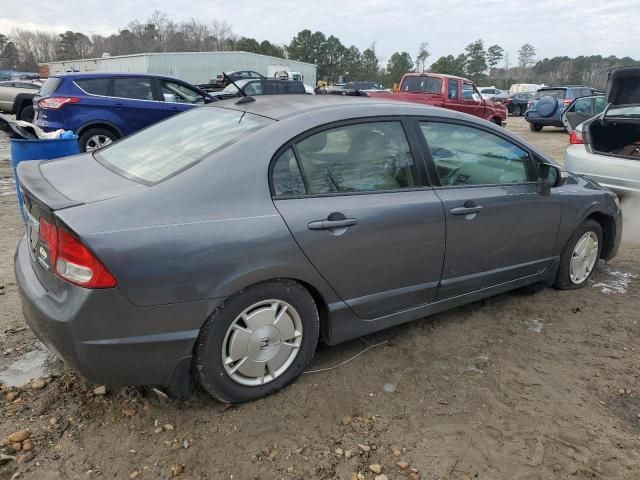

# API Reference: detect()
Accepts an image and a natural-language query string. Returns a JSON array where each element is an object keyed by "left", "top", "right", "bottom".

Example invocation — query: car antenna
[{"left": 223, "top": 72, "right": 255, "bottom": 105}]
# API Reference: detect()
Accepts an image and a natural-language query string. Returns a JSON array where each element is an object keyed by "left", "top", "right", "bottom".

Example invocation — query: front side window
[
  {"left": 160, "top": 81, "right": 204, "bottom": 105},
  {"left": 420, "top": 122, "right": 533, "bottom": 186},
  {"left": 112, "top": 77, "right": 153, "bottom": 100},
  {"left": 448, "top": 79, "right": 459, "bottom": 99},
  {"left": 294, "top": 122, "right": 416, "bottom": 194},
  {"left": 96, "top": 108, "right": 271, "bottom": 184},
  {"left": 462, "top": 83, "right": 479, "bottom": 100}
]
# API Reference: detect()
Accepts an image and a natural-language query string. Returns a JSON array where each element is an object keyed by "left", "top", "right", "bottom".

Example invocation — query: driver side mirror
[{"left": 539, "top": 163, "right": 567, "bottom": 192}]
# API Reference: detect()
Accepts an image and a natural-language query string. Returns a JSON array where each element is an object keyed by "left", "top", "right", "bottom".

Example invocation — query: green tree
[
  {"left": 287, "top": 29, "right": 327, "bottom": 66},
  {"left": 430, "top": 54, "right": 465, "bottom": 76},
  {"left": 518, "top": 43, "right": 536, "bottom": 68},
  {"left": 486, "top": 44, "right": 504, "bottom": 72},
  {"left": 464, "top": 39, "right": 487, "bottom": 80},
  {"left": 257, "top": 40, "right": 285, "bottom": 58},
  {"left": 386, "top": 51, "right": 413, "bottom": 85},
  {"left": 235, "top": 37, "right": 260, "bottom": 53},
  {"left": 1, "top": 41, "right": 19, "bottom": 69},
  {"left": 360, "top": 47, "right": 380, "bottom": 81},
  {"left": 416, "top": 41, "right": 430, "bottom": 72}
]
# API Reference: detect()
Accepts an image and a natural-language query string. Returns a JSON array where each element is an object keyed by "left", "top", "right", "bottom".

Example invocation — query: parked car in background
[
  {"left": 366, "top": 73, "right": 508, "bottom": 125},
  {"left": 33, "top": 73, "right": 214, "bottom": 152},
  {"left": 478, "top": 87, "right": 503, "bottom": 100},
  {"left": 564, "top": 67, "right": 640, "bottom": 195},
  {"left": 15, "top": 96, "right": 621, "bottom": 403},
  {"left": 492, "top": 92, "right": 533, "bottom": 116},
  {"left": 213, "top": 70, "right": 264, "bottom": 88},
  {"left": 209, "top": 78, "right": 310, "bottom": 100},
  {"left": 509, "top": 83, "right": 545, "bottom": 94},
  {"left": 525, "top": 85, "right": 601, "bottom": 131},
  {"left": 0, "top": 80, "right": 41, "bottom": 119},
  {"left": 319, "top": 82, "right": 385, "bottom": 96}
]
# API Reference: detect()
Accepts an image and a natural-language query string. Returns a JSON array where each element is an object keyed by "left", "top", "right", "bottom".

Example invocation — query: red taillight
[
  {"left": 569, "top": 130, "right": 584, "bottom": 145},
  {"left": 504, "top": 99, "right": 512, "bottom": 104},
  {"left": 563, "top": 98, "right": 573, "bottom": 107},
  {"left": 528, "top": 101, "right": 534, "bottom": 109},
  {"left": 38, "top": 218, "right": 117, "bottom": 288},
  {"left": 38, "top": 97, "right": 80, "bottom": 109}
]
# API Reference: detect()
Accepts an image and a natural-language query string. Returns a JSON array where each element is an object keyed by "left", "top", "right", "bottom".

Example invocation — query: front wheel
[
  {"left": 554, "top": 219, "right": 603, "bottom": 290},
  {"left": 195, "top": 280, "right": 319, "bottom": 403}
]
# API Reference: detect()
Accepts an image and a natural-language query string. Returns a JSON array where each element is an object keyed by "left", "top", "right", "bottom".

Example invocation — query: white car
[
  {"left": 563, "top": 67, "right": 640, "bottom": 195},
  {"left": 478, "top": 87, "right": 503, "bottom": 100}
]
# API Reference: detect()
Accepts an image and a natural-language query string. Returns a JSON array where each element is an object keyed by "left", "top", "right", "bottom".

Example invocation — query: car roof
[
  {"left": 52, "top": 72, "right": 181, "bottom": 81},
  {"left": 209, "top": 94, "right": 474, "bottom": 122}
]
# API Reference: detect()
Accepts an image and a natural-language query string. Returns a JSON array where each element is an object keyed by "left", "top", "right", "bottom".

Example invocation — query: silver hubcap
[
  {"left": 570, "top": 231, "right": 599, "bottom": 284},
  {"left": 222, "top": 300, "right": 303, "bottom": 386},
  {"left": 85, "top": 134, "right": 113, "bottom": 152}
]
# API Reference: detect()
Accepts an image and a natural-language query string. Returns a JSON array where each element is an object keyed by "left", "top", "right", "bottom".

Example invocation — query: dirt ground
[{"left": 1, "top": 117, "right": 640, "bottom": 480}]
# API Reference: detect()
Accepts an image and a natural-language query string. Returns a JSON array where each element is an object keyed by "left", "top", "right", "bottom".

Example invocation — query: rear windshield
[
  {"left": 39, "top": 77, "right": 62, "bottom": 96},
  {"left": 95, "top": 107, "right": 272, "bottom": 184},
  {"left": 401, "top": 76, "right": 442, "bottom": 94},
  {"left": 534, "top": 89, "right": 566, "bottom": 100}
]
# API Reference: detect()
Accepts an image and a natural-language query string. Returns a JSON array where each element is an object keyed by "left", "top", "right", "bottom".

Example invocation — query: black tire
[
  {"left": 512, "top": 105, "right": 521, "bottom": 117},
  {"left": 195, "top": 280, "right": 319, "bottom": 403},
  {"left": 530, "top": 123, "right": 543, "bottom": 132},
  {"left": 554, "top": 219, "right": 603, "bottom": 290},
  {"left": 18, "top": 105, "right": 34, "bottom": 122},
  {"left": 78, "top": 128, "right": 119, "bottom": 152}
]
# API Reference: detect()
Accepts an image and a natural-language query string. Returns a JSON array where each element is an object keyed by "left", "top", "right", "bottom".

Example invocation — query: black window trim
[
  {"left": 269, "top": 116, "right": 431, "bottom": 199},
  {"left": 408, "top": 116, "right": 540, "bottom": 189}
]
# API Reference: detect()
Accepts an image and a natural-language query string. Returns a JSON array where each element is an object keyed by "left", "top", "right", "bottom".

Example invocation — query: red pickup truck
[{"left": 366, "top": 73, "right": 508, "bottom": 126}]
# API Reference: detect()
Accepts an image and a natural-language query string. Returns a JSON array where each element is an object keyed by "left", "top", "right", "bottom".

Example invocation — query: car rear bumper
[
  {"left": 525, "top": 112, "right": 563, "bottom": 127},
  {"left": 564, "top": 144, "right": 640, "bottom": 195},
  {"left": 14, "top": 235, "right": 221, "bottom": 392}
]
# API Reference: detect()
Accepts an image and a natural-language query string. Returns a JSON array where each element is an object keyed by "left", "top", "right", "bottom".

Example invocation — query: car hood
[{"left": 606, "top": 67, "right": 640, "bottom": 105}]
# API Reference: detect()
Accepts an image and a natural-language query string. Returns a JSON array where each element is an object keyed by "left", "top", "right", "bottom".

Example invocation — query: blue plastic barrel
[{"left": 10, "top": 136, "right": 80, "bottom": 221}]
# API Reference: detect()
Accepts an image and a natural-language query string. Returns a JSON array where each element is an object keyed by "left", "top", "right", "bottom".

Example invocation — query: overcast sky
[{"left": 2, "top": 0, "right": 639, "bottom": 64}]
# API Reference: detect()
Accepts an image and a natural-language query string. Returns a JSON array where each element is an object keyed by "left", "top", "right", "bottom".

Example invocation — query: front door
[
  {"left": 418, "top": 120, "right": 562, "bottom": 299},
  {"left": 459, "top": 82, "right": 486, "bottom": 118},
  {"left": 271, "top": 120, "right": 446, "bottom": 319}
]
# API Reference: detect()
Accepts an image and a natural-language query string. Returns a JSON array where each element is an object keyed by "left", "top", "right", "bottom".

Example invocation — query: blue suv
[
  {"left": 34, "top": 73, "right": 214, "bottom": 151},
  {"left": 525, "top": 85, "right": 601, "bottom": 131}
]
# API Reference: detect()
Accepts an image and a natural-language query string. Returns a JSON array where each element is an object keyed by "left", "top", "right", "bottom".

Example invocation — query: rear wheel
[
  {"left": 79, "top": 128, "right": 118, "bottom": 152},
  {"left": 195, "top": 280, "right": 319, "bottom": 403},
  {"left": 529, "top": 123, "right": 543, "bottom": 132},
  {"left": 512, "top": 105, "right": 521, "bottom": 117},
  {"left": 554, "top": 219, "right": 602, "bottom": 290}
]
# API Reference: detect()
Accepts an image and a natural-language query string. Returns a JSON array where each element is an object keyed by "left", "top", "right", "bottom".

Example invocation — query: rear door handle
[
  {"left": 450, "top": 206, "right": 483, "bottom": 215},
  {"left": 308, "top": 218, "right": 357, "bottom": 230}
]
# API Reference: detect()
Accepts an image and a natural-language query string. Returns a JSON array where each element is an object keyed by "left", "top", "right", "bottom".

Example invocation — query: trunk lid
[{"left": 606, "top": 67, "right": 640, "bottom": 106}]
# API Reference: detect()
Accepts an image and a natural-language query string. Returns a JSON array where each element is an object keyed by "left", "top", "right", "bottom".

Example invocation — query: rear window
[
  {"left": 534, "top": 89, "right": 566, "bottom": 100},
  {"left": 39, "top": 77, "right": 62, "bottom": 96},
  {"left": 75, "top": 77, "right": 110, "bottom": 96},
  {"left": 95, "top": 107, "right": 272, "bottom": 184},
  {"left": 401, "top": 76, "right": 442, "bottom": 94}
]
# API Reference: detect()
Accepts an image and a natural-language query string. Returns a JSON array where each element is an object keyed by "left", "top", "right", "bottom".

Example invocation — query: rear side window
[
  {"left": 95, "top": 108, "right": 272, "bottom": 184},
  {"left": 401, "top": 76, "right": 442, "bottom": 94},
  {"left": 112, "top": 77, "right": 153, "bottom": 100},
  {"left": 285, "top": 121, "right": 417, "bottom": 195},
  {"left": 75, "top": 78, "right": 110, "bottom": 96},
  {"left": 534, "top": 89, "right": 566, "bottom": 100},
  {"left": 272, "top": 148, "right": 306, "bottom": 196},
  {"left": 39, "top": 77, "right": 62, "bottom": 96}
]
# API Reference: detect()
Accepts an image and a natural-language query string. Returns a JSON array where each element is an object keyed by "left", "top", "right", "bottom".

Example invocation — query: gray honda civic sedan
[{"left": 15, "top": 95, "right": 622, "bottom": 403}]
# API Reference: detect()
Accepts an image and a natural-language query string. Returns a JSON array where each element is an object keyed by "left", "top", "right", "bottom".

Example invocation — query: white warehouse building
[{"left": 45, "top": 51, "right": 317, "bottom": 86}]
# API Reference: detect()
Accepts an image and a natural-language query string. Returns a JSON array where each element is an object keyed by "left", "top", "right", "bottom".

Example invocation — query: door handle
[
  {"left": 308, "top": 218, "right": 357, "bottom": 230},
  {"left": 450, "top": 201, "right": 483, "bottom": 215}
]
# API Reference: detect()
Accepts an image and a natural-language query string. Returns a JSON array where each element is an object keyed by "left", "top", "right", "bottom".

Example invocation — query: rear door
[
  {"left": 272, "top": 118, "right": 446, "bottom": 319},
  {"left": 417, "top": 119, "right": 562, "bottom": 298},
  {"left": 110, "top": 76, "right": 165, "bottom": 134}
]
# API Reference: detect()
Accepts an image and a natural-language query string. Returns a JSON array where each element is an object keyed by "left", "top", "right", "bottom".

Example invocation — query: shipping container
[{"left": 44, "top": 52, "right": 317, "bottom": 86}]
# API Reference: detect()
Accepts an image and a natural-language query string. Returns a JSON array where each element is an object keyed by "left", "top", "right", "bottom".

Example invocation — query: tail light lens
[
  {"left": 38, "top": 97, "right": 80, "bottom": 109},
  {"left": 528, "top": 101, "right": 534, "bottom": 109},
  {"left": 38, "top": 218, "right": 117, "bottom": 288},
  {"left": 569, "top": 130, "right": 584, "bottom": 145},
  {"left": 563, "top": 98, "right": 573, "bottom": 107}
]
